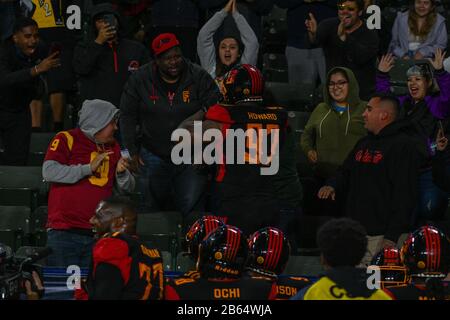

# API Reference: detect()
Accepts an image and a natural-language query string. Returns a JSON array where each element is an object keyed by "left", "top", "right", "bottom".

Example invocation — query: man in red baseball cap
[
  {"left": 151, "top": 33, "right": 184, "bottom": 83},
  {"left": 119, "top": 32, "right": 219, "bottom": 217}
]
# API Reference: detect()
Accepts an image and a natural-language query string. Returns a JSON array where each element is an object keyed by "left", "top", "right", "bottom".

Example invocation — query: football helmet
[
  {"left": 221, "top": 64, "right": 264, "bottom": 104},
  {"left": 247, "top": 227, "right": 291, "bottom": 276},
  {"left": 185, "top": 215, "right": 225, "bottom": 260},
  {"left": 401, "top": 225, "right": 450, "bottom": 278},
  {"left": 197, "top": 224, "right": 248, "bottom": 278}
]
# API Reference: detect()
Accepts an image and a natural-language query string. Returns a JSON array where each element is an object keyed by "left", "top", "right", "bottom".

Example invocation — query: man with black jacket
[
  {"left": 0, "top": 17, "right": 59, "bottom": 165},
  {"left": 120, "top": 32, "right": 219, "bottom": 216},
  {"left": 73, "top": 3, "right": 149, "bottom": 109},
  {"left": 318, "top": 93, "right": 424, "bottom": 265}
]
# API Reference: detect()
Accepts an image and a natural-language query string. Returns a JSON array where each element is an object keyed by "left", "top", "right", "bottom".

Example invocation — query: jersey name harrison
[{"left": 171, "top": 121, "right": 280, "bottom": 176}]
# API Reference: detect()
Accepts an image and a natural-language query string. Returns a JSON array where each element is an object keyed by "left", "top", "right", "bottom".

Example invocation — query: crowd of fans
[{"left": 0, "top": 0, "right": 450, "bottom": 300}]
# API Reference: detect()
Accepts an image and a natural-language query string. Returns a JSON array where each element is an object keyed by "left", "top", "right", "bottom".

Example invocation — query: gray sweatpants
[{"left": 285, "top": 46, "right": 326, "bottom": 86}]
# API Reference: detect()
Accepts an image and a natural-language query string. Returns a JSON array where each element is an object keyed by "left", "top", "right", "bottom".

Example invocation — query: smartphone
[
  {"left": 438, "top": 120, "right": 445, "bottom": 134},
  {"left": 102, "top": 14, "right": 118, "bottom": 30},
  {"left": 49, "top": 42, "right": 63, "bottom": 56},
  {"left": 120, "top": 149, "right": 131, "bottom": 160}
]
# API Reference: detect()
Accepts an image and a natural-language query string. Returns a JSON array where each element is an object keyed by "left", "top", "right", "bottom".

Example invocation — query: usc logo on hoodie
[{"left": 355, "top": 149, "right": 384, "bottom": 164}]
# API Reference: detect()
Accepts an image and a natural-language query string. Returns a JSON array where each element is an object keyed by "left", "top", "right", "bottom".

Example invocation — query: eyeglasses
[
  {"left": 338, "top": 4, "right": 357, "bottom": 11},
  {"left": 328, "top": 80, "right": 348, "bottom": 88}
]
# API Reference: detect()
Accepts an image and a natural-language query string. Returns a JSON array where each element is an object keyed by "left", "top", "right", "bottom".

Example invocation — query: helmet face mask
[
  {"left": 221, "top": 64, "right": 265, "bottom": 105},
  {"left": 370, "top": 247, "right": 410, "bottom": 288},
  {"left": 247, "top": 227, "right": 291, "bottom": 276},
  {"left": 197, "top": 225, "right": 248, "bottom": 278}
]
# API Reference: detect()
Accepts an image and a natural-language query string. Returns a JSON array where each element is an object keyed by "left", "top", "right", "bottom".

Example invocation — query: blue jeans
[
  {"left": 137, "top": 148, "right": 208, "bottom": 216},
  {"left": 46, "top": 230, "right": 94, "bottom": 268},
  {"left": 0, "top": 2, "right": 15, "bottom": 41},
  {"left": 416, "top": 168, "right": 449, "bottom": 224}
]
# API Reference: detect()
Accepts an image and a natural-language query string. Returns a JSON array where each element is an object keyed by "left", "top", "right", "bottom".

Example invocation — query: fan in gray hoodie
[{"left": 43, "top": 99, "right": 134, "bottom": 192}]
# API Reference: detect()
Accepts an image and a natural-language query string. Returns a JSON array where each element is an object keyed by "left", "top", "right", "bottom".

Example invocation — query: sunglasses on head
[{"left": 338, "top": 4, "right": 358, "bottom": 11}]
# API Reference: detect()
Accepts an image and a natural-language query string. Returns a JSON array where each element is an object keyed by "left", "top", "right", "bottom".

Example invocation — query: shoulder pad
[{"left": 93, "top": 237, "right": 129, "bottom": 264}]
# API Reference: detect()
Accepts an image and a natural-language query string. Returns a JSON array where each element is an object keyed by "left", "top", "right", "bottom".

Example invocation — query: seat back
[{"left": 0, "top": 206, "right": 31, "bottom": 250}]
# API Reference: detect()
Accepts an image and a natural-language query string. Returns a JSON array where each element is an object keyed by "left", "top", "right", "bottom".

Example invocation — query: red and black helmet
[
  {"left": 185, "top": 215, "right": 225, "bottom": 260},
  {"left": 221, "top": 64, "right": 265, "bottom": 104},
  {"left": 401, "top": 225, "right": 450, "bottom": 278},
  {"left": 197, "top": 224, "right": 248, "bottom": 278},
  {"left": 370, "top": 247, "right": 410, "bottom": 288},
  {"left": 247, "top": 227, "right": 291, "bottom": 276},
  {"left": 371, "top": 247, "right": 402, "bottom": 266}
]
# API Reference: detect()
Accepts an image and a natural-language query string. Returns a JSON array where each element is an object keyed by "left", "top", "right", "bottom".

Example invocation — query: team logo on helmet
[{"left": 215, "top": 251, "right": 223, "bottom": 260}]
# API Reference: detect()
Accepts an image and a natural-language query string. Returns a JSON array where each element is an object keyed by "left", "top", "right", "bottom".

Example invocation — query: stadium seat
[
  {"left": 30, "top": 206, "right": 48, "bottom": 246},
  {"left": 391, "top": 86, "right": 409, "bottom": 96},
  {"left": 0, "top": 188, "right": 39, "bottom": 211},
  {"left": 15, "top": 246, "right": 49, "bottom": 265},
  {"left": 287, "top": 110, "right": 314, "bottom": 177},
  {"left": 389, "top": 59, "right": 430, "bottom": 86},
  {"left": 265, "top": 82, "right": 315, "bottom": 111},
  {"left": 262, "top": 5, "right": 287, "bottom": 53},
  {"left": 0, "top": 206, "right": 31, "bottom": 250},
  {"left": 263, "top": 53, "right": 288, "bottom": 83},
  {"left": 137, "top": 211, "right": 183, "bottom": 266},
  {"left": 0, "top": 166, "right": 48, "bottom": 208},
  {"left": 175, "top": 252, "right": 195, "bottom": 273},
  {"left": 161, "top": 251, "right": 173, "bottom": 271},
  {"left": 28, "top": 132, "right": 55, "bottom": 166},
  {"left": 282, "top": 255, "right": 324, "bottom": 277}
]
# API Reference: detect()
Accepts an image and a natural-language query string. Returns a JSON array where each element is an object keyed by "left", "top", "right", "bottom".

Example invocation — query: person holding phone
[
  {"left": 377, "top": 48, "right": 450, "bottom": 224},
  {"left": 73, "top": 3, "right": 150, "bottom": 111},
  {"left": 0, "top": 17, "right": 60, "bottom": 165},
  {"left": 43, "top": 99, "right": 135, "bottom": 268}
]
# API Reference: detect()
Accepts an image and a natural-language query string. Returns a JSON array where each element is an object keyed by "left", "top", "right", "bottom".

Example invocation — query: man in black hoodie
[
  {"left": 318, "top": 93, "right": 423, "bottom": 265},
  {"left": 73, "top": 3, "right": 149, "bottom": 109}
]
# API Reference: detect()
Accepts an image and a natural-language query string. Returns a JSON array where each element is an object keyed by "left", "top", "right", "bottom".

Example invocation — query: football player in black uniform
[
  {"left": 384, "top": 225, "right": 450, "bottom": 300},
  {"left": 180, "top": 64, "right": 289, "bottom": 235},
  {"left": 245, "top": 227, "right": 310, "bottom": 299},
  {"left": 170, "top": 215, "right": 225, "bottom": 281},
  {"left": 75, "top": 196, "right": 164, "bottom": 300},
  {"left": 164, "top": 224, "right": 277, "bottom": 300}
]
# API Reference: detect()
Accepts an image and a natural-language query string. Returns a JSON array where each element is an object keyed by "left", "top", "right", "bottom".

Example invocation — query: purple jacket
[{"left": 376, "top": 70, "right": 450, "bottom": 119}]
